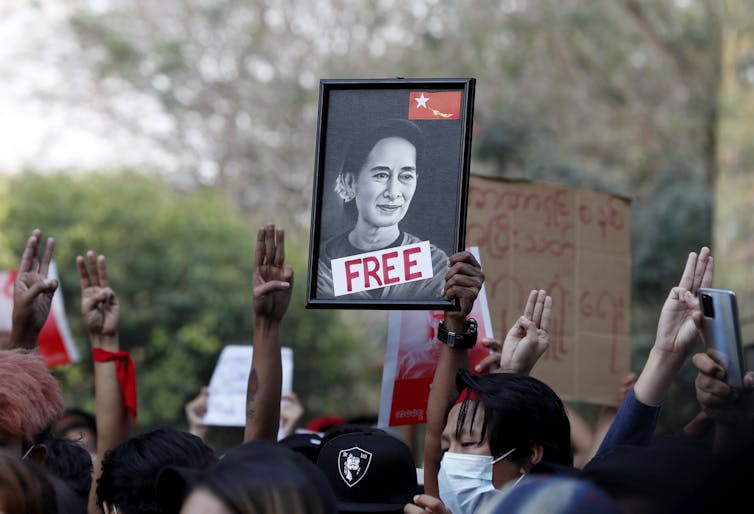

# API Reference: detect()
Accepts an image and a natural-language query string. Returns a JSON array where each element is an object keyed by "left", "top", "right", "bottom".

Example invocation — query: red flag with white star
[{"left": 408, "top": 91, "right": 462, "bottom": 120}]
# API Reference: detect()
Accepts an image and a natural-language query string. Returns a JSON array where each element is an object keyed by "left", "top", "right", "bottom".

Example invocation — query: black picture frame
[{"left": 306, "top": 77, "right": 476, "bottom": 310}]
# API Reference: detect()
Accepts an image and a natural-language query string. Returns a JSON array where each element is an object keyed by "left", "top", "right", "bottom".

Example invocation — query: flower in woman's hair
[{"left": 334, "top": 173, "right": 355, "bottom": 202}]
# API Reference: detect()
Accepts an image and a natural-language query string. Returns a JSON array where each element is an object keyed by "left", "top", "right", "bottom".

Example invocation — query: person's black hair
[
  {"left": 0, "top": 455, "right": 60, "bottom": 514},
  {"left": 43, "top": 433, "right": 93, "bottom": 506},
  {"left": 96, "top": 424, "right": 217, "bottom": 514},
  {"left": 18, "top": 424, "right": 53, "bottom": 461},
  {"left": 47, "top": 471, "right": 87, "bottom": 514},
  {"left": 54, "top": 407, "right": 97, "bottom": 437},
  {"left": 190, "top": 440, "right": 337, "bottom": 514},
  {"left": 340, "top": 118, "right": 427, "bottom": 178},
  {"left": 453, "top": 370, "right": 573, "bottom": 468},
  {"left": 338, "top": 118, "right": 427, "bottom": 221}
]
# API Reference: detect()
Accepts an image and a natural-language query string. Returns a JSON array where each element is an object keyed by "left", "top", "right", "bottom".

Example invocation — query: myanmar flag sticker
[{"left": 408, "top": 91, "right": 462, "bottom": 120}]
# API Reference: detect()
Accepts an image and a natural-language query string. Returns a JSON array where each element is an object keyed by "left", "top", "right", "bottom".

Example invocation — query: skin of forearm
[
  {"left": 92, "top": 334, "right": 130, "bottom": 443},
  {"left": 634, "top": 347, "right": 685, "bottom": 406},
  {"left": 424, "top": 344, "right": 469, "bottom": 497},
  {"left": 8, "top": 326, "right": 40, "bottom": 350},
  {"left": 244, "top": 317, "right": 282, "bottom": 442},
  {"left": 89, "top": 336, "right": 130, "bottom": 514}
]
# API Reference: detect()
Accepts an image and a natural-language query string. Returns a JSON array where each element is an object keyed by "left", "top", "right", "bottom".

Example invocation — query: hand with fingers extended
[
  {"left": 77, "top": 251, "right": 120, "bottom": 350},
  {"left": 9, "top": 228, "right": 59, "bottom": 349},
  {"left": 474, "top": 289, "right": 552, "bottom": 375},
  {"left": 653, "top": 247, "right": 713, "bottom": 358},
  {"left": 79, "top": 250, "right": 133, "bottom": 514},
  {"left": 441, "top": 251, "right": 484, "bottom": 331},
  {"left": 633, "top": 246, "right": 713, "bottom": 408},
  {"left": 245, "top": 223, "right": 294, "bottom": 442},
  {"left": 253, "top": 224, "right": 294, "bottom": 322}
]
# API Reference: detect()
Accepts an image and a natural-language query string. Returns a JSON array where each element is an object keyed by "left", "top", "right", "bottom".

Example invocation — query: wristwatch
[{"left": 437, "top": 318, "right": 478, "bottom": 349}]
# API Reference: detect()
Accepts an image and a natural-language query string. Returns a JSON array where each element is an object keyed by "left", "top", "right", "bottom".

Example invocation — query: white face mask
[{"left": 438, "top": 448, "right": 514, "bottom": 514}]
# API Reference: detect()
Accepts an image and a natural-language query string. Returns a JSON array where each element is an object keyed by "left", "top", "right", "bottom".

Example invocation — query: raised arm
[
  {"left": 8, "top": 229, "right": 58, "bottom": 350},
  {"left": 244, "top": 224, "right": 293, "bottom": 442},
  {"left": 634, "top": 247, "right": 712, "bottom": 406},
  {"left": 423, "top": 250, "right": 484, "bottom": 498},
  {"left": 78, "top": 251, "right": 131, "bottom": 514},
  {"left": 596, "top": 247, "right": 712, "bottom": 454}
]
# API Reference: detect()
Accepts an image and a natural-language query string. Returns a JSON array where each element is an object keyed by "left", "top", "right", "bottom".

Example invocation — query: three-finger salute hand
[{"left": 253, "top": 224, "right": 294, "bottom": 321}]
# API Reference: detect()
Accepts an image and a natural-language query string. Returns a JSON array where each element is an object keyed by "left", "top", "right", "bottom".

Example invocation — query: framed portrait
[{"left": 306, "top": 77, "right": 476, "bottom": 310}]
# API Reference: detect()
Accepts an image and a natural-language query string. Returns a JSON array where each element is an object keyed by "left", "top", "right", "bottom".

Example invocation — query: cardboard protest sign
[
  {"left": 467, "top": 176, "right": 631, "bottom": 406},
  {"left": 0, "top": 262, "right": 79, "bottom": 367},
  {"left": 378, "top": 247, "right": 494, "bottom": 427},
  {"left": 203, "top": 345, "right": 293, "bottom": 430}
]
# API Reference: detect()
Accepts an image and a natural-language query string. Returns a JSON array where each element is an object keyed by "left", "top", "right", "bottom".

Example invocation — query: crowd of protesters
[{"left": 1, "top": 225, "right": 753, "bottom": 514}]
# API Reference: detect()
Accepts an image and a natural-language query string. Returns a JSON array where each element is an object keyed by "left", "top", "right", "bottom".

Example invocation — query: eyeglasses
[{"left": 20, "top": 444, "right": 36, "bottom": 461}]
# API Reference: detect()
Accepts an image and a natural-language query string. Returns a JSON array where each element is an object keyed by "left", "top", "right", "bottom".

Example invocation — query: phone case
[{"left": 699, "top": 287, "right": 745, "bottom": 388}]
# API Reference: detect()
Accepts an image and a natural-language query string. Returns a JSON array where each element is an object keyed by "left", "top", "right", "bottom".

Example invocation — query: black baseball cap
[
  {"left": 279, "top": 432, "right": 323, "bottom": 463},
  {"left": 316, "top": 429, "right": 418, "bottom": 513}
]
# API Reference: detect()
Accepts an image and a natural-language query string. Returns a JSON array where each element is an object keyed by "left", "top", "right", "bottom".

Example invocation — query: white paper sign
[
  {"left": 331, "top": 241, "right": 434, "bottom": 296},
  {"left": 203, "top": 345, "right": 293, "bottom": 427}
]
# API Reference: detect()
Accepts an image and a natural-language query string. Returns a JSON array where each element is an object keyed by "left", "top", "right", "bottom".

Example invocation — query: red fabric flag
[
  {"left": 38, "top": 310, "right": 71, "bottom": 367},
  {"left": 408, "top": 91, "right": 462, "bottom": 120},
  {"left": 1, "top": 266, "right": 79, "bottom": 367}
]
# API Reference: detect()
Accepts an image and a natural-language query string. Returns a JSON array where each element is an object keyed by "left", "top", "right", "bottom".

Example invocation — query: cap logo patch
[{"left": 338, "top": 446, "right": 372, "bottom": 487}]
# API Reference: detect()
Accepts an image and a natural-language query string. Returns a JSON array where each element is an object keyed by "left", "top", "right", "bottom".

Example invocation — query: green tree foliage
[
  {"left": 67, "top": 0, "right": 327, "bottom": 229},
  {"left": 6, "top": 0, "right": 729, "bottom": 434},
  {"left": 0, "top": 171, "right": 374, "bottom": 444},
  {"left": 0, "top": 180, "right": 13, "bottom": 265},
  {"left": 465, "top": 1, "right": 721, "bottom": 431},
  {"left": 715, "top": 0, "right": 754, "bottom": 345},
  {"left": 63, "top": 0, "right": 721, "bottom": 272}
]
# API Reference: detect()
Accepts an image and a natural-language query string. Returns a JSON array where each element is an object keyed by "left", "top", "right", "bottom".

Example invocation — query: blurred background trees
[
  {"left": 2, "top": 0, "right": 753, "bottom": 441},
  {"left": 0, "top": 171, "right": 378, "bottom": 448}
]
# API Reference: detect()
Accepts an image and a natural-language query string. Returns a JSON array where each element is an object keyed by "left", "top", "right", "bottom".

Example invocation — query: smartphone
[{"left": 699, "top": 287, "right": 745, "bottom": 389}]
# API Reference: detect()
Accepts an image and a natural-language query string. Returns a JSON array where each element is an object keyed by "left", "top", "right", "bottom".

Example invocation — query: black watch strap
[{"left": 437, "top": 318, "right": 478, "bottom": 349}]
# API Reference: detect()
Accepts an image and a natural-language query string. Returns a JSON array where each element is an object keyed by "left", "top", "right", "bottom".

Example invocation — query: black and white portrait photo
[{"left": 306, "top": 79, "right": 475, "bottom": 310}]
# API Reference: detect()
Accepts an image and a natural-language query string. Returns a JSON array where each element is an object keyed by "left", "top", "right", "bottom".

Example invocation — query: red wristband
[{"left": 91, "top": 347, "right": 138, "bottom": 422}]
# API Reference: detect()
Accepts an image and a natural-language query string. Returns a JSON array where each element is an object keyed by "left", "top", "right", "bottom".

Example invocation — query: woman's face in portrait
[{"left": 349, "top": 136, "right": 417, "bottom": 229}]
